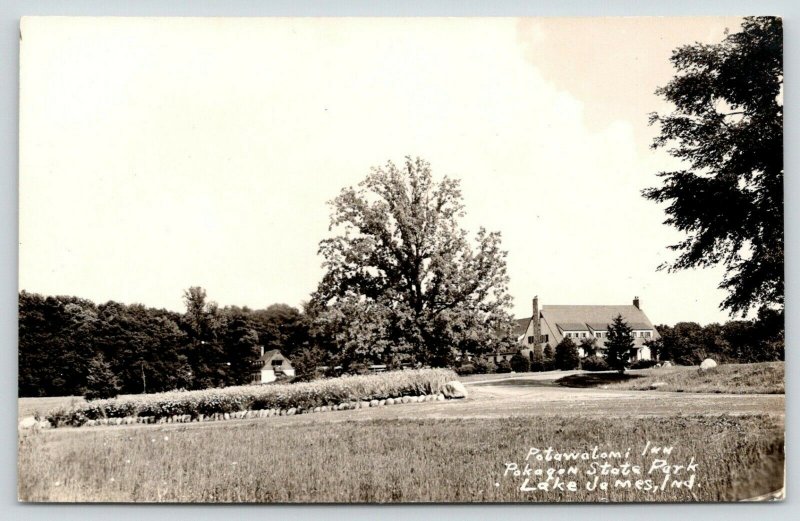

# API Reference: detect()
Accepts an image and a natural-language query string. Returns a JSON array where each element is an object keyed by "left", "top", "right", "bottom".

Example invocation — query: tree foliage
[
  {"left": 509, "top": 352, "right": 531, "bottom": 373},
  {"left": 643, "top": 17, "right": 783, "bottom": 316},
  {"left": 313, "top": 157, "right": 515, "bottom": 367},
  {"left": 554, "top": 337, "right": 581, "bottom": 370},
  {"left": 579, "top": 336, "right": 598, "bottom": 358},
  {"left": 654, "top": 308, "right": 784, "bottom": 365},
  {"left": 18, "top": 289, "right": 312, "bottom": 397},
  {"left": 84, "top": 355, "right": 121, "bottom": 400},
  {"left": 605, "top": 314, "right": 634, "bottom": 373}
]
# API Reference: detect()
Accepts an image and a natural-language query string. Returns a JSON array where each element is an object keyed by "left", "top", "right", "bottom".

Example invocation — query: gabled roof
[
  {"left": 539, "top": 304, "right": 659, "bottom": 346},
  {"left": 513, "top": 317, "right": 530, "bottom": 337},
  {"left": 258, "top": 349, "right": 290, "bottom": 365},
  {"left": 542, "top": 305, "right": 656, "bottom": 330},
  {"left": 259, "top": 349, "right": 280, "bottom": 361}
]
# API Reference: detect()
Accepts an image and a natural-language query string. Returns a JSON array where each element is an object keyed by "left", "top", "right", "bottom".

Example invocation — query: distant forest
[
  {"left": 18, "top": 288, "right": 312, "bottom": 398},
  {"left": 650, "top": 306, "right": 784, "bottom": 366}
]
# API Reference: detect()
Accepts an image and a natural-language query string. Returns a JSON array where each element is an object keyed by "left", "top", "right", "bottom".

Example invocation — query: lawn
[
  {"left": 18, "top": 414, "right": 783, "bottom": 503},
  {"left": 608, "top": 362, "right": 784, "bottom": 394}
]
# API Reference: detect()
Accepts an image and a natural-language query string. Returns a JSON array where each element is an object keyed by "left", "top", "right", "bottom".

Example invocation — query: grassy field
[
  {"left": 608, "top": 362, "right": 784, "bottom": 394},
  {"left": 19, "top": 396, "right": 84, "bottom": 419},
  {"left": 18, "top": 414, "right": 783, "bottom": 503}
]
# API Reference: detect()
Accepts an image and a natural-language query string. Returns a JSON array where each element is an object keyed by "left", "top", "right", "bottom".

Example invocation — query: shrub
[
  {"left": 347, "top": 362, "right": 371, "bottom": 376},
  {"left": 46, "top": 368, "right": 457, "bottom": 427},
  {"left": 581, "top": 355, "right": 609, "bottom": 372},
  {"left": 496, "top": 360, "right": 513, "bottom": 373},
  {"left": 630, "top": 359, "right": 659, "bottom": 370},
  {"left": 542, "top": 344, "right": 555, "bottom": 370},
  {"left": 555, "top": 338, "right": 581, "bottom": 370},
  {"left": 472, "top": 358, "right": 496, "bottom": 375},
  {"left": 454, "top": 363, "right": 475, "bottom": 376},
  {"left": 509, "top": 352, "right": 530, "bottom": 373}
]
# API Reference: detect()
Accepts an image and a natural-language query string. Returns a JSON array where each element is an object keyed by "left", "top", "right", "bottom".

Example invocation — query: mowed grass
[
  {"left": 19, "top": 414, "right": 783, "bottom": 503},
  {"left": 610, "top": 362, "right": 784, "bottom": 394}
]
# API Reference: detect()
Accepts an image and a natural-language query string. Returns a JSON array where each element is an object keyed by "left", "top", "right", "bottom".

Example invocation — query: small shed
[{"left": 251, "top": 348, "right": 295, "bottom": 384}]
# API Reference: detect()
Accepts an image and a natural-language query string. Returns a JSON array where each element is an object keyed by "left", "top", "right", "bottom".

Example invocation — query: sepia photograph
[{"left": 17, "top": 16, "right": 784, "bottom": 503}]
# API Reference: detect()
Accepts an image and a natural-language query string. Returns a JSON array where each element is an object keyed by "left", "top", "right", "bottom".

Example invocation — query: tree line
[
  {"left": 649, "top": 307, "right": 785, "bottom": 366},
  {"left": 18, "top": 288, "right": 311, "bottom": 398}
]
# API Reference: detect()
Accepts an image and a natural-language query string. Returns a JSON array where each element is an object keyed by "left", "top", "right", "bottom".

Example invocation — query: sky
[{"left": 19, "top": 16, "right": 748, "bottom": 326}]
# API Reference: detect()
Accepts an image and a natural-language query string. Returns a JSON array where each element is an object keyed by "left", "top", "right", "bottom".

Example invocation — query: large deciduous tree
[
  {"left": 643, "top": 17, "right": 783, "bottom": 316},
  {"left": 313, "top": 157, "right": 515, "bottom": 367}
]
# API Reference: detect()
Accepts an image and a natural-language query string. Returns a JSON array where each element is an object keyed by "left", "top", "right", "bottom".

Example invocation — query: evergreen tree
[{"left": 605, "top": 315, "right": 634, "bottom": 373}]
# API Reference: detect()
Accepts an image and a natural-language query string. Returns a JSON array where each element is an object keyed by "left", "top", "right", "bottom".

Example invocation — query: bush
[
  {"left": 543, "top": 345, "right": 555, "bottom": 370},
  {"left": 630, "top": 359, "right": 659, "bottom": 370},
  {"left": 555, "top": 338, "right": 580, "bottom": 370},
  {"left": 496, "top": 360, "right": 513, "bottom": 373},
  {"left": 454, "top": 363, "right": 475, "bottom": 376},
  {"left": 509, "top": 352, "right": 530, "bottom": 373},
  {"left": 46, "top": 368, "right": 458, "bottom": 427},
  {"left": 581, "top": 355, "right": 609, "bottom": 372},
  {"left": 472, "top": 358, "right": 496, "bottom": 375}
]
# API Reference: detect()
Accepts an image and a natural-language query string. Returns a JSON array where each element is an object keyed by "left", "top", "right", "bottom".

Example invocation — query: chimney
[
  {"left": 532, "top": 296, "right": 541, "bottom": 344},
  {"left": 633, "top": 296, "right": 640, "bottom": 309}
]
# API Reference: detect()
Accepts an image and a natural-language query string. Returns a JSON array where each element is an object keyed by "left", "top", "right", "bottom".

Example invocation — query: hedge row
[{"left": 46, "top": 368, "right": 457, "bottom": 427}]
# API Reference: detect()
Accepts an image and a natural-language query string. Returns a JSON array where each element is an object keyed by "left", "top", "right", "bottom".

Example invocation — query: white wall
[{"left": 260, "top": 368, "right": 276, "bottom": 383}]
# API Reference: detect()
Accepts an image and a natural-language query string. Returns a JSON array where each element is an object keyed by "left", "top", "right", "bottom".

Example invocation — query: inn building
[{"left": 514, "top": 296, "right": 660, "bottom": 361}]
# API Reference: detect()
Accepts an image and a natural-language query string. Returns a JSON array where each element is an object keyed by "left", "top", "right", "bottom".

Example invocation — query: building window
[
  {"left": 595, "top": 332, "right": 601, "bottom": 338},
  {"left": 542, "top": 334, "right": 548, "bottom": 342},
  {"left": 645, "top": 331, "right": 652, "bottom": 338},
  {"left": 582, "top": 332, "right": 587, "bottom": 338},
  {"left": 528, "top": 336, "right": 535, "bottom": 344}
]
